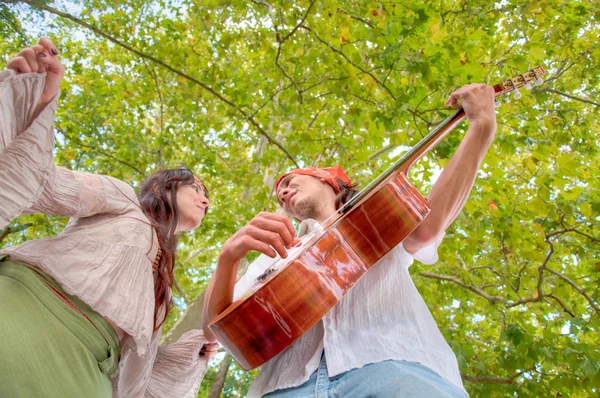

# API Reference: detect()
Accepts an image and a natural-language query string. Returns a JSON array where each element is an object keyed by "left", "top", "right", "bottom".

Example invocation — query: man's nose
[{"left": 279, "top": 188, "right": 289, "bottom": 203}]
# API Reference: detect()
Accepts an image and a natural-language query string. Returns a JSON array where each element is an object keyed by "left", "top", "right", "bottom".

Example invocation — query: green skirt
[{"left": 0, "top": 257, "right": 120, "bottom": 398}]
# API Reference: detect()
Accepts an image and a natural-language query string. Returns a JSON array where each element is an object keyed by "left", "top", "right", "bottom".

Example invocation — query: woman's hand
[
  {"left": 7, "top": 37, "right": 64, "bottom": 115},
  {"left": 200, "top": 342, "right": 220, "bottom": 361}
]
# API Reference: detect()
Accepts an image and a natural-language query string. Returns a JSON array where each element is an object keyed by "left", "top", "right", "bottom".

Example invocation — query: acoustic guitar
[{"left": 209, "top": 67, "right": 546, "bottom": 370}]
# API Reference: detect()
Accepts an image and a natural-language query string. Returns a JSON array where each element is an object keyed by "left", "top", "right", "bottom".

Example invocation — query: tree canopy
[{"left": 1, "top": 1, "right": 598, "bottom": 396}]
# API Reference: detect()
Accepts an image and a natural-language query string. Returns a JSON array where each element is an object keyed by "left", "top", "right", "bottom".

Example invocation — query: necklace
[{"left": 152, "top": 241, "right": 162, "bottom": 273}]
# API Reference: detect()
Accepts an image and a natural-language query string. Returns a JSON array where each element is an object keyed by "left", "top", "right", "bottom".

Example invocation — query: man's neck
[{"left": 312, "top": 208, "right": 337, "bottom": 225}]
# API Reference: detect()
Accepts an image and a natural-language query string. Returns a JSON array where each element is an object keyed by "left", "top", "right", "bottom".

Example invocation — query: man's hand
[
  {"left": 404, "top": 83, "right": 499, "bottom": 254},
  {"left": 220, "top": 212, "right": 301, "bottom": 265},
  {"left": 444, "top": 83, "right": 497, "bottom": 129},
  {"left": 7, "top": 37, "right": 64, "bottom": 113},
  {"left": 203, "top": 212, "right": 300, "bottom": 342}
]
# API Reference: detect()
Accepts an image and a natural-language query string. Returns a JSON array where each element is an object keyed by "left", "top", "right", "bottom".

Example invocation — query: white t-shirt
[{"left": 234, "top": 219, "right": 466, "bottom": 397}]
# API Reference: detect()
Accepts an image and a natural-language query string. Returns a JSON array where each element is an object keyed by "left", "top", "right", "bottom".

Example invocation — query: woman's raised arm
[{"left": 0, "top": 38, "right": 137, "bottom": 228}]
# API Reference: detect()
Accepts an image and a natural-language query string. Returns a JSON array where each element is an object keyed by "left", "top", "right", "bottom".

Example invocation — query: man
[{"left": 204, "top": 83, "right": 497, "bottom": 397}]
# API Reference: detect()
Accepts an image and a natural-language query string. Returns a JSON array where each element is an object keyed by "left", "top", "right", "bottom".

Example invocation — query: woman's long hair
[{"left": 138, "top": 168, "right": 204, "bottom": 330}]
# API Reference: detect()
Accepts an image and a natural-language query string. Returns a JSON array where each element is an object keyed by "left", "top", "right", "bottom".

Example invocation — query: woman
[{"left": 0, "top": 38, "right": 219, "bottom": 397}]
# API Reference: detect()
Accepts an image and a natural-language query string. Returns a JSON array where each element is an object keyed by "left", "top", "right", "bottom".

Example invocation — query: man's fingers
[
  {"left": 444, "top": 92, "right": 462, "bottom": 109},
  {"left": 252, "top": 218, "right": 295, "bottom": 248},
  {"left": 237, "top": 235, "right": 277, "bottom": 259},
  {"left": 445, "top": 85, "right": 477, "bottom": 109},
  {"left": 7, "top": 56, "right": 31, "bottom": 73},
  {"left": 258, "top": 212, "right": 296, "bottom": 239},
  {"left": 248, "top": 228, "right": 288, "bottom": 258},
  {"left": 250, "top": 238, "right": 278, "bottom": 259}
]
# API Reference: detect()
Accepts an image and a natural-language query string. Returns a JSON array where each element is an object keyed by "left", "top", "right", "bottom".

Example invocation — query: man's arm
[{"left": 403, "top": 84, "right": 497, "bottom": 255}]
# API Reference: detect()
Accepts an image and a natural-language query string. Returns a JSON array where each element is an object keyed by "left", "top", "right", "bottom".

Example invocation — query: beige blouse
[{"left": 0, "top": 70, "right": 210, "bottom": 398}]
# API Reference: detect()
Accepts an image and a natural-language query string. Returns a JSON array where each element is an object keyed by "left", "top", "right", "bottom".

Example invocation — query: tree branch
[
  {"left": 304, "top": 103, "right": 327, "bottom": 132},
  {"left": 173, "top": 278, "right": 190, "bottom": 305},
  {"left": 506, "top": 240, "right": 552, "bottom": 308},
  {"left": 56, "top": 129, "right": 146, "bottom": 176},
  {"left": 419, "top": 271, "right": 507, "bottom": 304},
  {"left": 336, "top": 8, "right": 375, "bottom": 29},
  {"left": 547, "top": 226, "right": 599, "bottom": 243},
  {"left": 281, "top": 0, "right": 315, "bottom": 43},
  {"left": 272, "top": 1, "right": 316, "bottom": 103},
  {"left": 0, "top": 223, "right": 34, "bottom": 245},
  {"left": 422, "top": 220, "right": 599, "bottom": 318},
  {"left": 141, "top": 59, "right": 165, "bottom": 168},
  {"left": 171, "top": 104, "right": 234, "bottom": 169},
  {"left": 275, "top": 43, "right": 303, "bottom": 103},
  {"left": 300, "top": 24, "right": 397, "bottom": 101},
  {"left": 546, "top": 294, "right": 575, "bottom": 318},
  {"left": 544, "top": 266, "right": 600, "bottom": 315},
  {"left": 541, "top": 59, "right": 576, "bottom": 86},
  {"left": 250, "top": 0, "right": 273, "bottom": 11},
  {"left": 17, "top": 0, "right": 299, "bottom": 167},
  {"left": 462, "top": 365, "right": 537, "bottom": 384},
  {"left": 368, "top": 143, "right": 396, "bottom": 161},
  {"left": 535, "top": 87, "right": 599, "bottom": 107}
]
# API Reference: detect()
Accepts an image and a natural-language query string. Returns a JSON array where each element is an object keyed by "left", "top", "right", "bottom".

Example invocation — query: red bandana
[{"left": 275, "top": 166, "right": 352, "bottom": 194}]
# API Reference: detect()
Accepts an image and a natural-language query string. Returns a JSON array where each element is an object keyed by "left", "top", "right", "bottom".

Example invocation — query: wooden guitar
[{"left": 209, "top": 67, "right": 546, "bottom": 370}]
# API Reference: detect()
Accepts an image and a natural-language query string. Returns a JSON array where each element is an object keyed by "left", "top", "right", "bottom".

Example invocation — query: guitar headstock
[{"left": 493, "top": 66, "right": 546, "bottom": 100}]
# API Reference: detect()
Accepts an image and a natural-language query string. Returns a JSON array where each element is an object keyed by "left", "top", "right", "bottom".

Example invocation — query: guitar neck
[{"left": 343, "top": 108, "right": 466, "bottom": 212}]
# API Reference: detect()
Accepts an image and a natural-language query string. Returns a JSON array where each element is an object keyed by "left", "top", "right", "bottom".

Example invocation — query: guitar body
[{"left": 208, "top": 172, "right": 430, "bottom": 370}]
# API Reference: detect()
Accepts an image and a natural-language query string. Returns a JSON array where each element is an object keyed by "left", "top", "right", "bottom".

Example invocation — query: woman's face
[{"left": 175, "top": 182, "right": 209, "bottom": 232}]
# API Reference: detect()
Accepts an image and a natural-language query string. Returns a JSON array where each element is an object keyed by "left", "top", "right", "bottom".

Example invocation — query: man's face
[{"left": 277, "top": 174, "right": 337, "bottom": 221}]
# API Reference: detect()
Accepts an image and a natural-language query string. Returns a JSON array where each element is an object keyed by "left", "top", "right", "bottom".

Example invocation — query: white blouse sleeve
[
  {"left": 0, "top": 70, "right": 138, "bottom": 228},
  {"left": 402, "top": 232, "right": 446, "bottom": 266},
  {"left": 144, "top": 329, "right": 213, "bottom": 398}
]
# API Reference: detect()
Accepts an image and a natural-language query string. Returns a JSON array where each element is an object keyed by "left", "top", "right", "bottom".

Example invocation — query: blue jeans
[{"left": 263, "top": 355, "right": 467, "bottom": 398}]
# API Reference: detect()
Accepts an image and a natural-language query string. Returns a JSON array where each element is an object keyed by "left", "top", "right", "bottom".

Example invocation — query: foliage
[{"left": 1, "top": 0, "right": 598, "bottom": 396}]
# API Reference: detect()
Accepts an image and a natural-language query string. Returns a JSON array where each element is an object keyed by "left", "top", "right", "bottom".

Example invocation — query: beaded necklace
[{"left": 152, "top": 241, "right": 162, "bottom": 273}]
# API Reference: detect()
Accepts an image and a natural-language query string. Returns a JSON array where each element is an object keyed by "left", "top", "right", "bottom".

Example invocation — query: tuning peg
[
  {"left": 494, "top": 100, "right": 502, "bottom": 108},
  {"left": 514, "top": 88, "right": 522, "bottom": 99},
  {"left": 525, "top": 83, "right": 533, "bottom": 90},
  {"left": 535, "top": 77, "right": 544, "bottom": 85},
  {"left": 504, "top": 96, "right": 511, "bottom": 103}
]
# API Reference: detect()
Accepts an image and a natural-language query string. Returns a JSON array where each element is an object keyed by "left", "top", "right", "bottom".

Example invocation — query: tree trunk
[
  {"left": 208, "top": 354, "right": 233, "bottom": 398},
  {"left": 161, "top": 290, "right": 206, "bottom": 345}
]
